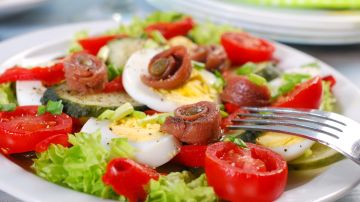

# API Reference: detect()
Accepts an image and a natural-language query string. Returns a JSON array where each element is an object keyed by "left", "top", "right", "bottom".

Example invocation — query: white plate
[
  {"left": 1, "top": 21, "right": 360, "bottom": 202},
  {"left": 0, "top": 0, "right": 48, "bottom": 18},
  {"left": 147, "top": 0, "right": 360, "bottom": 45}
]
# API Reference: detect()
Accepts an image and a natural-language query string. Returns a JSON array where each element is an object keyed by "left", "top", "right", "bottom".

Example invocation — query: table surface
[{"left": 0, "top": 0, "right": 360, "bottom": 201}]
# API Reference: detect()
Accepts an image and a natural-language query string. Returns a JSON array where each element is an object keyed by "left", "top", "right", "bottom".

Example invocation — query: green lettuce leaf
[
  {"left": 146, "top": 171, "right": 217, "bottom": 202},
  {"left": 108, "top": 12, "right": 187, "bottom": 38},
  {"left": 33, "top": 131, "right": 134, "bottom": 200},
  {"left": 320, "top": 81, "right": 336, "bottom": 112},
  {"left": 68, "top": 30, "right": 89, "bottom": 53},
  {"left": 272, "top": 73, "right": 311, "bottom": 99},
  {"left": 0, "top": 83, "right": 16, "bottom": 105},
  {"left": 189, "top": 22, "right": 240, "bottom": 45}
]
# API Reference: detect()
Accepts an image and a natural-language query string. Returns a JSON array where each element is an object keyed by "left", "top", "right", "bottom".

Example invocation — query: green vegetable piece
[
  {"left": 150, "top": 30, "right": 167, "bottom": 44},
  {"left": 37, "top": 105, "right": 46, "bottom": 115},
  {"left": 247, "top": 73, "right": 268, "bottom": 86},
  {"left": 0, "top": 83, "right": 16, "bottom": 105},
  {"left": 0, "top": 103, "right": 16, "bottom": 112},
  {"left": 320, "top": 81, "right": 336, "bottom": 112},
  {"left": 111, "top": 102, "right": 134, "bottom": 121},
  {"left": 223, "top": 133, "right": 248, "bottom": 148},
  {"left": 235, "top": 62, "right": 257, "bottom": 75},
  {"left": 68, "top": 30, "right": 88, "bottom": 53},
  {"left": 146, "top": 171, "right": 217, "bottom": 202},
  {"left": 98, "top": 109, "right": 115, "bottom": 120},
  {"left": 46, "top": 100, "right": 64, "bottom": 115},
  {"left": 220, "top": 110, "right": 229, "bottom": 118},
  {"left": 213, "top": 70, "right": 225, "bottom": 92},
  {"left": 275, "top": 73, "right": 311, "bottom": 98},
  {"left": 144, "top": 39, "right": 160, "bottom": 49},
  {"left": 132, "top": 111, "right": 147, "bottom": 119},
  {"left": 189, "top": 22, "right": 240, "bottom": 45},
  {"left": 137, "top": 113, "right": 172, "bottom": 126},
  {"left": 192, "top": 60, "right": 206, "bottom": 70}
]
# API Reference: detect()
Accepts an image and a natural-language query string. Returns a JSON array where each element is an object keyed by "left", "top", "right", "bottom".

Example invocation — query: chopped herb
[
  {"left": 247, "top": 73, "right": 267, "bottom": 86},
  {"left": 0, "top": 103, "right": 16, "bottom": 112},
  {"left": 223, "top": 133, "right": 247, "bottom": 148},
  {"left": 213, "top": 70, "right": 225, "bottom": 92},
  {"left": 46, "top": 100, "right": 64, "bottom": 115},
  {"left": 107, "top": 63, "right": 123, "bottom": 81},
  {"left": 37, "top": 105, "right": 46, "bottom": 115},
  {"left": 235, "top": 62, "right": 257, "bottom": 75},
  {"left": 192, "top": 61, "right": 206, "bottom": 70}
]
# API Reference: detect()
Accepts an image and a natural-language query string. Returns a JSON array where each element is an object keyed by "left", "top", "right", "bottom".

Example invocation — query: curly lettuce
[
  {"left": 32, "top": 131, "right": 134, "bottom": 200},
  {"left": 146, "top": 171, "right": 217, "bottom": 202}
]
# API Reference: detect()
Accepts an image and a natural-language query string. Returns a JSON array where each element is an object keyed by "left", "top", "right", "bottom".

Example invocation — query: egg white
[
  {"left": 16, "top": 80, "right": 46, "bottom": 106},
  {"left": 268, "top": 139, "right": 315, "bottom": 161},
  {"left": 122, "top": 48, "right": 218, "bottom": 112},
  {"left": 81, "top": 118, "right": 180, "bottom": 168}
]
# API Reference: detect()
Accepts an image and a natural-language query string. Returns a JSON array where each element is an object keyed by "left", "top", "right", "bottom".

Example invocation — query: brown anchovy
[
  {"left": 141, "top": 46, "right": 192, "bottom": 90},
  {"left": 161, "top": 101, "right": 221, "bottom": 145}
]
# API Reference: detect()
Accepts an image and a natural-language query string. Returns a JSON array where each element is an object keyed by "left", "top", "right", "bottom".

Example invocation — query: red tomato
[
  {"left": 273, "top": 76, "right": 323, "bottom": 109},
  {"left": 322, "top": 75, "right": 336, "bottom": 89},
  {"left": 221, "top": 32, "right": 275, "bottom": 65},
  {"left": 0, "top": 106, "right": 72, "bottom": 154},
  {"left": 35, "top": 134, "right": 70, "bottom": 153},
  {"left": 78, "top": 35, "right": 124, "bottom": 55},
  {"left": 0, "top": 63, "right": 65, "bottom": 86},
  {"left": 145, "top": 17, "right": 194, "bottom": 39},
  {"left": 144, "top": 109, "right": 160, "bottom": 115},
  {"left": 221, "top": 108, "right": 248, "bottom": 130},
  {"left": 205, "top": 142, "right": 288, "bottom": 202},
  {"left": 224, "top": 103, "right": 240, "bottom": 114},
  {"left": 173, "top": 145, "right": 207, "bottom": 167},
  {"left": 103, "top": 158, "right": 159, "bottom": 202},
  {"left": 103, "top": 76, "right": 125, "bottom": 93}
]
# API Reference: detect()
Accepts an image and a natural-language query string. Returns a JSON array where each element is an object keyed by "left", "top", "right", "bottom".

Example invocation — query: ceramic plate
[
  {"left": 0, "top": 0, "right": 48, "bottom": 18},
  {"left": 0, "top": 21, "right": 360, "bottom": 202}
]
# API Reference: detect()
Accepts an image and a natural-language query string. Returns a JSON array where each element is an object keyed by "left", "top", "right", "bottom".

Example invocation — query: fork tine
[
  {"left": 242, "top": 107, "right": 346, "bottom": 126},
  {"left": 231, "top": 119, "right": 340, "bottom": 138},
  {"left": 236, "top": 113, "right": 344, "bottom": 131},
  {"left": 227, "top": 124, "right": 337, "bottom": 146}
]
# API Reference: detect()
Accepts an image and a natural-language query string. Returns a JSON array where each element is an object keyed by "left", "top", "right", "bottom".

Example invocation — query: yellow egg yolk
[{"left": 256, "top": 132, "right": 307, "bottom": 148}]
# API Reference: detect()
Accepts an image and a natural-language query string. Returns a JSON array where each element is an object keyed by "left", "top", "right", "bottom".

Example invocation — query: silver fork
[{"left": 227, "top": 107, "right": 360, "bottom": 165}]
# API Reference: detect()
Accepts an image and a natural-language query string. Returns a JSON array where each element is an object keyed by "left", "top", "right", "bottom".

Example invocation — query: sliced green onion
[
  {"left": 247, "top": 73, "right": 267, "bottom": 86},
  {"left": 151, "top": 30, "right": 167, "bottom": 44},
  {"left": 98, "top": 109, "right": 115, "bottom": 120},
  {"left": 0, "top": 103, "right": 16, "bottom": 112},
  {"left": 111, "top": 103, "right": 134, "bottom": 121},
  {"left": 191, "top": 61, "right": 206, "bottom": 70},
  {"left": 37, "top": 105, "right": 46, "bottom": 115},
  {"left": 220, "top": 110, "right": 229, "bottom": 118},
  {"left": 235, "top": 62, "right": 257, "bottom": 75},
  {"left": 46, "top": 100, "right": 63, "bottom": 115},
  {"left": 213, "top": 70, "right": 225, "bottom": 92},
  {"left": 132, "top": 111, "right": 147, "bottom": 119},
  {"left": 137, "top": 113, "right": 172, "bottom": 126}
]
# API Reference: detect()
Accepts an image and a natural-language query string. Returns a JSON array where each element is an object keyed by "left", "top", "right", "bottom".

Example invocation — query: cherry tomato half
[
  {"left": 273, "top": 76, "right": 323, "bottom": 109},
  {"left": 145, "top": 17, "right": 195, "bottom": 39},
  {"left": 78, "top": 34, "right": 125, "bottom": 55},
  {"left": 205, "top": 142, "right": 288, "bottom": 202},
  {"left": 322, "top": 75, "right": 336, "bottom": 89},
  {"left": 221, "top": 32, "right": 275, "bottom": 65},
  {"left": 103, "top": 158, "right": 159, "bottom": 202},
  {"left": 173, "top": 145, "right": 207, "bottom": 167},
  {"left": 35, "top": 133, "right": 70, "bottom": 153},
  {"left": 103, "top": 76, "right": 125, "bottom": 93},
  {"left": 0, "top": 106, "right": 72, "bottom": 154}
]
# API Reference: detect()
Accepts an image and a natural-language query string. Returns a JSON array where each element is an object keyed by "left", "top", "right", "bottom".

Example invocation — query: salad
[{"left": 0, "top": 12, "right": 343, "bottom": 202}]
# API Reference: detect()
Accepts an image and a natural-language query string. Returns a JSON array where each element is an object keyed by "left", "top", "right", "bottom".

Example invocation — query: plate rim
[{"left": 0, "top": 20, "right": 360, "bottom": 202}]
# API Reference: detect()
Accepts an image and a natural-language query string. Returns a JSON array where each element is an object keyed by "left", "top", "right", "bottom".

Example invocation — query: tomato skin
[
  {"left": 173, "top": 145, "right": 207, "bottom": 167},
  {"left": 145, "top": 17, "right": 194, "bottom": 39},
  {"left": 0, "top": 63, "right": 65, "bottom": 86},
  {"left": 322, "top": 75, "right": 336, "bottom": 89},
  {"left": 205, "top": 142, "right": 288, "bottom": 202},
  {"left": 273, "top": 76, "right": 323, "bottom": 109},
  {"left": 0, "top": 106, "right": 72, "bottom": 154},
  {"left": 224, "top": 103, "right": 240, "bottom": 114},
  {"left": 78, "top": 35, "right": 123, "bottom": 55},
  {"left": 103, "top": 76, "right": 125, "bottom": 93},
  {"left": 144, "top": 109, "right": 160, "bottom": 115},
  {"left": 221, "top": 32, "right": 275, "bottom": 65},
  {"left": 103, "top": 158, "right": 159, "bottom": 202},
  {"left": 35, "top": 134, "right": 70, "bottom": 153},
  {"left": 221, "top": 108, "right": 248, "bottom": 130}
]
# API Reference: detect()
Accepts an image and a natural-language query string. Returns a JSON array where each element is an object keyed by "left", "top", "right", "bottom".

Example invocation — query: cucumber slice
[
  {"left": 288, "top": 143, "right": 344, "bottom": 171},
  {"left": 41, "top": 83, "right": 145, "bottom": 118}
]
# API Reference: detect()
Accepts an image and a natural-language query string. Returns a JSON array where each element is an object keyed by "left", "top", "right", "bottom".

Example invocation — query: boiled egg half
[
  {"left": 122, "top": 48, "right": 219, "bottom": 112},
  {"left": 81, "top": 117, "right": 180, "bottom": 168}
]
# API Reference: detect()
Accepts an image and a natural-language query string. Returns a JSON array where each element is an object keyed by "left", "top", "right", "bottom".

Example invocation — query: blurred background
[{"left": 0, "top": 0, "right": 359, "bottom": 201}]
